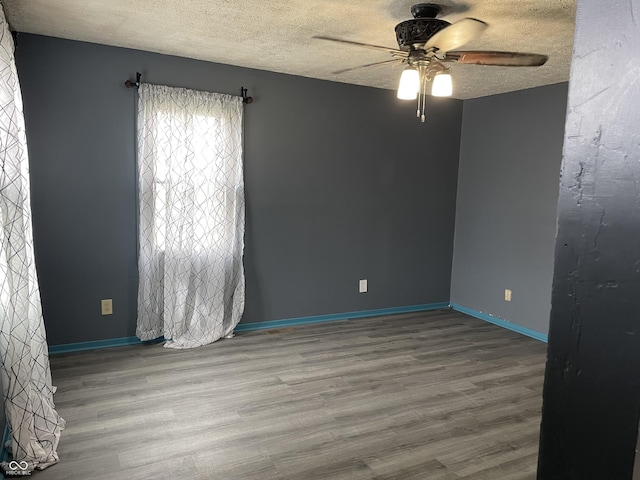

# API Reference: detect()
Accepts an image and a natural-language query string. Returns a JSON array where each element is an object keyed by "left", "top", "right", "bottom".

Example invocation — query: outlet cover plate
[{"left": 101, "top": 299, "right": 113, "bottom": 315}]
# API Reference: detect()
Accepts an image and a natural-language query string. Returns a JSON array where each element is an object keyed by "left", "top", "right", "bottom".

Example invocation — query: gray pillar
[{"left": 538, "top": 0, "right": 640, "bottom": 478}]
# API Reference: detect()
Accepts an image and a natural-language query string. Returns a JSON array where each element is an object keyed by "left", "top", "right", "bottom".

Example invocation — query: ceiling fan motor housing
[{"left": 395, "top": 3, "right": 450, "bottom": 50}]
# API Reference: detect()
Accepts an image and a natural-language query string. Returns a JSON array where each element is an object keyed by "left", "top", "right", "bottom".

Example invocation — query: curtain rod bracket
[
  {"left": 241, "top": 87, "right": 253, "bottom": 104},
  {"left": 125, "top": 72, "right": 142, "bottom": 89}
]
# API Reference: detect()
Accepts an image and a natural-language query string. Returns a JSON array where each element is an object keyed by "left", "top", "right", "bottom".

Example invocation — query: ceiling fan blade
[
  {"left": 332, "top": 58, "right": 404, "bottom": 75},
  {"left": 446, "top": 51, "right": 549, "bottom": 66},
  {"left": 423, "top": 18, "right": 488, "bottom": 53},
  {"left": 313, "top": 35, "right": 407, "bottom": 56}
]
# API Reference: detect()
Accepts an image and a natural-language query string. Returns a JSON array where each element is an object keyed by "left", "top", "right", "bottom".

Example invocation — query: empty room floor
[{"left": 32, "top": 309, "right": 547, "bottom": 479}]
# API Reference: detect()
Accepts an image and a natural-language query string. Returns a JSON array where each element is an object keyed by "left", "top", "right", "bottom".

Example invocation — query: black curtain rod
[{"left": 124, "top": 72, "right": 253, "bottom": 104}]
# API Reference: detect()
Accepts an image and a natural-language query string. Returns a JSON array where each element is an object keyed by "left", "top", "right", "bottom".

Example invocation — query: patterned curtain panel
[
  {"left": 0, "top": 6, "right": 65, "bottom": 473},
  {"left": 136, "top": 84, "right": 245, "bottom": 349}
]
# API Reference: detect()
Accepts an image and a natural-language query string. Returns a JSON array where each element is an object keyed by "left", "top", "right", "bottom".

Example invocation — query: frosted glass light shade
[
  {"left": 397, "top": 68, "right": 419, "bottom": 100},
  {"left": 432, "top": 73, "right": 452, "bottom": 97}
]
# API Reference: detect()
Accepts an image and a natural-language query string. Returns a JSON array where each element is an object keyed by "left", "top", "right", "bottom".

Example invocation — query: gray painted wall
[
  {"left": 450, "top": 83, "right": 568, "bottom": 336},
  {"left": 15, "top": 34, "right": 462, "bottom": 346}
]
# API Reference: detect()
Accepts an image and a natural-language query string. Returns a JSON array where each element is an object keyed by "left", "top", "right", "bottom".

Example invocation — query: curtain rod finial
[
  {"left": 125, "top": 72, "right": 142, "bottom": 89},
  {"left": 241, "top": 87, "right": 253, "bottom": 104}
]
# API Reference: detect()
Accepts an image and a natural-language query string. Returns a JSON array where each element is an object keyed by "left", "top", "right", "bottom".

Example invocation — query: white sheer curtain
[
  {"left": 136, "top": 84, "right": 245, "bottom": 349},
  {"left": 0, "top": 5, "right": 65, "bottom": 474}
]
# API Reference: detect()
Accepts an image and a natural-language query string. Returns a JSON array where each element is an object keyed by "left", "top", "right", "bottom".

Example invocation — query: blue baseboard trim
[
  {"left": 48, "top": 336, "right": 164, "bottom": 355},
  {"left": 450, "top": 303, "right": 548, "bottom": 343},
  {"left": 234, "top": 302, "right": 450, "bottom": 332},
  {"left": 47, "top": 302, "right": 546, "bottom": 353},
  {"left": 46, "top": 304, "right": 449, "bottom": 354}
]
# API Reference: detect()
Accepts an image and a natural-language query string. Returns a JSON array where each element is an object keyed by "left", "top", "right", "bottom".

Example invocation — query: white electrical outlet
[
  {"left": 359, "top": 279, "right": 368, "bottom": 293},
  {"left": 101, "top": 299, "right": 113, "bottom": 315},
  {"left": 504, "top": 289, "right": 512, "bottom": 302}
]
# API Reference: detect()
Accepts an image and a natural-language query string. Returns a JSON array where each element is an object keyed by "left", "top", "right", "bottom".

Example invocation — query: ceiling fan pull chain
[
  {"left": 421, "top": 80, "right": 425, "bottom": 122},
  {"left": 417, "top": 65, "right": 423, "bottom": 119},
  {"left": 420, "top": 66, "right": 428, "bottom": 122}
]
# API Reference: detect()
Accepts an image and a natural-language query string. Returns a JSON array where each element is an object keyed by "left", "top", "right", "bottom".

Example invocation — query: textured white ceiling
[{"left": 2, "top": 0, "right": 576, "bottom": 99}]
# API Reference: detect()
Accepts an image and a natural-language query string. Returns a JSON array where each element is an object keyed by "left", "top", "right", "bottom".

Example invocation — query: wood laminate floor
[{"left": 33, "top": 309, "right": 547, "bottom": 480}]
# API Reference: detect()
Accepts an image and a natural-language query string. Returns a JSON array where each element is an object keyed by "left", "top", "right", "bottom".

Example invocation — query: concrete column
[{"left": 538, "top": 0, "right": 640, "bottom": 478}]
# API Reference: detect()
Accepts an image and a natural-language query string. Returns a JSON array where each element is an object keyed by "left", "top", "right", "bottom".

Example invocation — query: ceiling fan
[{"left": 315, "top": 3, "right": 549, "bottom": 122}]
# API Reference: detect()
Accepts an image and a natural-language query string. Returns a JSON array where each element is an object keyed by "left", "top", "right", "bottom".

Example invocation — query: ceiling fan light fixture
[
  {"left": 432, "top": 72, "right": 452, "bottom": 97},
  {"left": 316, "top": 4, "right": 550, "bottom": 123},
  {"left": 397, "top": 68, "right": 419, "bottom": 100}
]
